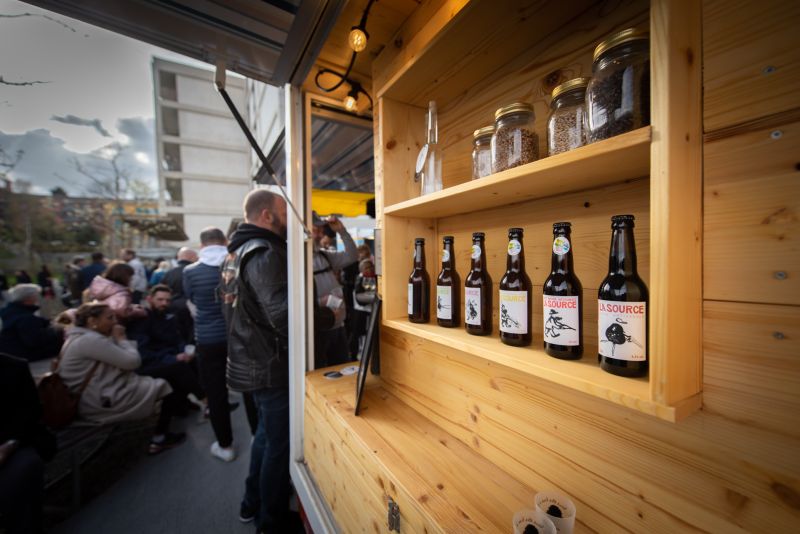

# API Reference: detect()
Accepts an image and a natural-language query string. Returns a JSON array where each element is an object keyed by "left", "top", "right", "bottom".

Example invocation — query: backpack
[{"left": 37, "top": 341, "right": 100, "bottom": 429}]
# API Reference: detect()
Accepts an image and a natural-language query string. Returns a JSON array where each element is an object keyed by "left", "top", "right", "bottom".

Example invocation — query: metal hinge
[{"left": 388, "top": 497, "right": 400, "bottom": 532}]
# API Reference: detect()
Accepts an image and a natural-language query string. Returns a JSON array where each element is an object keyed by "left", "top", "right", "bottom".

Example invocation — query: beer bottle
[
  {"left": 408, "top": 238, "right": 430, "bottom": 323},
  {"left": 464, "top": 232, "right": 492, "bottom": 335},
  {"left": 499, "top": 228, "right": 532, "bottom": 346},
  {"left": 598, "top": 215, "right": 648, "bottom": 377},
  {"left": 436, "top": 236, "right": 460, "bottom": 327},
  {"left": 543, "top": 222, "right": 583, "bottom": 359}
]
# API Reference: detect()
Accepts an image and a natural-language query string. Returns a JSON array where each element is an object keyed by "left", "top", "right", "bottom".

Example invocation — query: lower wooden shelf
[
  {"left": 384, "top": 318, "right": 701, "bottom": 422},
  {"left": 304, "top": 366, "right": 543, "bottom": 533}
]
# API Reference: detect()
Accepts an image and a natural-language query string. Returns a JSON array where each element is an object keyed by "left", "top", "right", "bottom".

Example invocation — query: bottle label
[
  {"left": 553, "top": 236, "right": 570, "bottom": 255},
  {"left": 464, "top": 287, "right": 481, "bottom": 325},
  {"left": 499, "top": 290, "right": 527, "bottom": 334},
  {"left": 543, "top": 295, "right": 580, "bottom": 346},
  {"left": 598, "top": 300, "right": 647, "bottom": 361},
  {"left": 415, "top": 144, "right": 428, "bottom": 175},
  {"left": 408, "top": 283, "right": 414, "bottom": 315},
  {"left": 436, "top": 285, "right": 452, "bottom": 320},
  {"left": 442, "top": 249, "right": 450, "bottom": 263},
  {"left": 507, "top": 239, "right": 522, "bottom": 256},
  {"left": 471, "top": 244, "right": 481, "bottom": 259}
]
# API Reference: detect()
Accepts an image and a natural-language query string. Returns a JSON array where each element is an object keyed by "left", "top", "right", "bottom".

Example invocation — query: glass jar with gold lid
[
  {"left": 547, "top": 77, "right": 590, "bottom": 155},
  {"left": 586, "top": 28, "right": 650, "bottom": 142},
  {"left": 472, "top": 125, "right": 494, "bottom": 179},
  {"left": 491, "top": 102, "right": 538, "bottom": 173}
]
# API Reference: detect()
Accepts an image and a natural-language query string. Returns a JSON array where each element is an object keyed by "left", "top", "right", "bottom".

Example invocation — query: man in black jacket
[{"left": 222, "top": 189, "right": 293, "bottom": 533}]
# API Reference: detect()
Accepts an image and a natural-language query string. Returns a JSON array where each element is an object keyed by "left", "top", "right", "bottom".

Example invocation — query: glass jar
[
  {"left": 472, "top": 125, "right": 494, "bottom": 179},
  {"left": 491, "top": 102, "right": 538, "bottom": 173},
  {"left": 547, "top": 77, "right": 589, "bottom": 155},
  {"left": 586, "top": 28, "right": 650, "bottom": 142}
]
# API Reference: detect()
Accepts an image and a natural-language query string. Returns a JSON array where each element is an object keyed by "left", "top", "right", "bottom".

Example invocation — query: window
[
  {"left": 159, "top": 71, "right": 177, "bottom": 100},
  {"left": 162, "top": 108, "right": 180, "bottom": 136},
  {"left": 165, "top": 177, "right": 183, "bottom": 207},
  {"left": 162, "top": 143, "right": 182, "bottom": 172}
]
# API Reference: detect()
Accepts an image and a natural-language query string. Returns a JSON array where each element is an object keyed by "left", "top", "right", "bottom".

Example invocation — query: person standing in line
[
  {"left": 63, "top": 256, "right": 85, "bottom": 307},
  {"left": 121, "top": 249, "right": 148, "bottom": 304},
  {"left": 162, "top": 247, "right": 198, "bottom": 344},
  {"left": 79, "top": 252, "right": 106, "bottom": 292},
  {"left": 311, "top": 211, "right": 358, "bottom": 368},
  {"left": 183, "top": 227, "right": 237, "bottom": 462}
]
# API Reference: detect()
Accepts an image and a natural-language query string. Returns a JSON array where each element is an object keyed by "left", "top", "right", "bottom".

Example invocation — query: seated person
[
  {"left": 0, "top": 353, "right": 56, "bottom": 534},
  {"left": 126, "top": 285, "right": 204, "bottom": 410},
  {"left": 59, "top": 303, "right": 184, "bottom": 454},
  {"left": 0, "top": 284, "right": 63, "bottom": 362},
  {"left": 85, "top": 262, "right": 146, "bottom": 323}
]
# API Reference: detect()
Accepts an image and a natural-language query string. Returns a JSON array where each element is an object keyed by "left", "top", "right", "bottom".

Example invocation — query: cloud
[
  {"left": 50, "top": 114, "right": 111, "bottom": 137},
  {"left": 0, "top": 118, "right": 156, "bottom": 197}
]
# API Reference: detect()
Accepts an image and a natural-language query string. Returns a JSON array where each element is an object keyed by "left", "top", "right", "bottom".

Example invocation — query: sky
[{"left": 0, "top": 0, "right": 211, "bottom": 196}]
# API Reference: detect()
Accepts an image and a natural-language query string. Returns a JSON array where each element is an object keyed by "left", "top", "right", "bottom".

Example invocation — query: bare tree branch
[
  {"left": 0, "top": 12, "right": 89, "bottom": 37},
  {"left": 0, "top": 75, "right": 50, "bottom": 86}
]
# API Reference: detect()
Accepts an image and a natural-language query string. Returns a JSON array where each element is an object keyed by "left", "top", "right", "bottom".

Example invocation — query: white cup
[
  {"left": 535, "top": 491, "right": 576, "bottom": 534},
  {"left": 513, "top": 508, "right": 556, "bottom": 534},
  {"left": 184, "top": 344, "right": 196, "bottom": 357}
]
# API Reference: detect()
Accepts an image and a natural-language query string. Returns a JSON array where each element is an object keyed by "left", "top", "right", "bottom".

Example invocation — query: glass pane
[
  {"left": 162, "top": 108, "right": 180, "bottom": 136},
  {"left": 165, "top": 177, "right": 183, "bottom": 207},
  {"left": 159, "top": 71, "right": 177, "bottom": 100},
  {"left": 162, "top": 143, "right": 182, "bottom": 172}
]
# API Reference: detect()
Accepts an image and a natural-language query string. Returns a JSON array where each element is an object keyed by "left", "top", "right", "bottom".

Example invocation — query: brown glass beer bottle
[
  {"left": 464, "top": 232, "right": 492, "bottom": 335},
  {"left": 499, "top": 228, "right": 532, "bottom": 346},
  {"left": 408, "top": 238, "right": 430, "bottom": 323},
  {"left": 598, "top": 215, "right": 648, "bottom": 377},
  {"left": 543, "top": 222, "right": 583, "bottom": 359},
  {"left": 436, "top": 236, "right": 460, "bottom": 327}
]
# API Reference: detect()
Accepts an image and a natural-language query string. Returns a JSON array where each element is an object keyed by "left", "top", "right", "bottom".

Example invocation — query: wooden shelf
[
  {"left": 383, "top": 127, "right": 651, "bottom": 219},
  {"left": 383, "top": 317, "right": 701, "bottom": 422}
]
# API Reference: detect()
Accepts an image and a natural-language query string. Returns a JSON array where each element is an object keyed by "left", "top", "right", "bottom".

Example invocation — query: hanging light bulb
[
  {"left": 348, "top": 26, "right": 368, "bottom": 52},
  {"left": 344, "top": 93, "right": 358, "bottom": 112}
]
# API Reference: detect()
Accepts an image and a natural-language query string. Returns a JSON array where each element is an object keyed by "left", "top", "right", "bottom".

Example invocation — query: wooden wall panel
[
  {"left": 704, "top": 122, "right": 800, "bottom": 305},
  {"left": 378, "top": 326, "right": 800, "bottom": 533},
  {"left": 703, "top": 0, "right": 800, "bottom": 132}
]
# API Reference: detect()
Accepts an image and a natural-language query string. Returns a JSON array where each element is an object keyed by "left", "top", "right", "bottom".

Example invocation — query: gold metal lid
[
  {"left": 593, "top": 28, "right": 648, "bottom": 62},
  {"left": 473, "top": 125, "right": 495, "bottom": 139},
  {"left": 551, "top": 77, "right": 591, "bottom": 100},
  {"left": 494, "top": 102, "right": 534, "bottom": 121}
]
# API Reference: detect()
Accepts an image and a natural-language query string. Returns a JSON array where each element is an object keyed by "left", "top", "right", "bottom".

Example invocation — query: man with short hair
[
  {"left": 126, "top": 284, "right": 204, "bottom": 409},
  {"left": 162, "top": 247, "right": 198, "bottom": 343},
  {"left": 0, "top": 284, "right": 64, "bottom": 362},
  {"left": 223, "top": 189, "right": 326, "bottom": 533},
  {"left": 63, "top": 256, "right": 85, "bottom": 307},
  {"left": 183, "top": 227, "right": 236, "bottom": 462},
  {"left": 79, "top": 252, "right": 106, "bottom": 291},
  {"left": 311, "top": 211, "right": 358, "bottom": 368},
  {"left": 121, "top": 248, "right": 147, "bottom": 304}
]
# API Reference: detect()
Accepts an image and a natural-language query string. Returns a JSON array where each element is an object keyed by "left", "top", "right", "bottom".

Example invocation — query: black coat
[
  {"left": 0, "top": 302, "right": 63, "bottom": 362},
  {"left": 126, "top": 310, "right": 184, "bottom": 373}
]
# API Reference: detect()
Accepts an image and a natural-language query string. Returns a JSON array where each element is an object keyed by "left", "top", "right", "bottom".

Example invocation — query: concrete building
[{"left": 152, "top": 58, "right": 251, "bottom": 246}]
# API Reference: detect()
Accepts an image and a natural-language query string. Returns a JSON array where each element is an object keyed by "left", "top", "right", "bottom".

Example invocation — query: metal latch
[{"left": 388, "top": 497, "right": 400, "bottom": 532}]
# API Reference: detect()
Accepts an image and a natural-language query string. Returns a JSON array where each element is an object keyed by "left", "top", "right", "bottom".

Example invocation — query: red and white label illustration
[
  {"left": 598, "top": 300, "right": 646, "bottom": 361},
  {"left": 543, "top": 295, "right": 579, "bottom": 346}
]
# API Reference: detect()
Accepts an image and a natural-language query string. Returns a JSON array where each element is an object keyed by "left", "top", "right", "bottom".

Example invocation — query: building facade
[{"left": 152, "top": 58, "right": 251, "bottom": 245}]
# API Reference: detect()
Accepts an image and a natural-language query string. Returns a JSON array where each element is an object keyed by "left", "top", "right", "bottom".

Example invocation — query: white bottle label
[
  {"left": 598, "top": 300, "right": 647, "bottom": 361},
  {"left": 436, "top": 285, "right": 452, "bottom": 320},
  {"left": 408, "top": 283, "right": 414, "bottom": 315},
  {"left": 507, "top": 239, "right": 522, "bottom": 256},
  {"left": 442, "top": 249, "right": 450, "bottom": 263},
  {"left": 464, "top": 287, "right": 481, "bottom": 325},
  {"left": 553, "top": 236, "right": 570, "bottom": 255},
  {"left": 543, "top": 295, "right": 580, "bottom": 346},
  {"left": 471, "top": 244, "right": 481, "bottom": 259},
  {"left": 499, "top": 290, "right": 528, "bottom": 334}
]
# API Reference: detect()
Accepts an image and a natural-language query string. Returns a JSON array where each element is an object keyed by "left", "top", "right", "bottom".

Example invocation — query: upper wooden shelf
[
  {"left": 384, "top": 127, "right": 651, "bottom": 219},
  {"left": 384, "top": 317, "right": 701, "bottom": 422}
]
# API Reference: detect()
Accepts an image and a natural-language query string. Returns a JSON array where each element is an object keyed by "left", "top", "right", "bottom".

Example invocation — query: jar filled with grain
[
  {"left": 472, "top": 125, "right": 494, "bottom": 179},
  {"left": 491, "top": 102, "right": 538, "bottom": 173},
  {"left": 586, "top": 28, "right": 650, "bottom": 142},
  {"left": 547, "top": 77, "right": 590, "bottom": 155}
]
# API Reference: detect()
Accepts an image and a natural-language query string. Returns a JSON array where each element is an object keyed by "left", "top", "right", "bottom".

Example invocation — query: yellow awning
[{"left": 311, "top": 189, "right": 374, "bottom": 218}]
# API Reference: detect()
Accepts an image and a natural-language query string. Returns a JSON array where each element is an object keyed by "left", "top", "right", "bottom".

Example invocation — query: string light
[{"left": 348, "top": 27, "right": 368, "bottom": 52}]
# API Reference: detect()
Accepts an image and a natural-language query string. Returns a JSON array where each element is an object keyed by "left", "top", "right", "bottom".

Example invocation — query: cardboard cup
[
  {"left": 534, "top": 491, "right": 576, "bottom": 534},
  {"left": 513, "top": 508, "right": 556, "bottom": 534}
]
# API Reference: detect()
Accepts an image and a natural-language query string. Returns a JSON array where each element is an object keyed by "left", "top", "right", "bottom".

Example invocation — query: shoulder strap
[
  {"left": 313, "top": 251, "right": 333, "bottom": 276},
  {"left": 54, "top": 335, "right": 101, "bottom": 394}
]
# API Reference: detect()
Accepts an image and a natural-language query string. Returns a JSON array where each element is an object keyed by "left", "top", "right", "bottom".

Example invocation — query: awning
[
  {"left": 312, "top": 189, "right": 374, "bottom": 218},
  {"left": 123, "top": 217, "right": 188, "bottom": 242}
]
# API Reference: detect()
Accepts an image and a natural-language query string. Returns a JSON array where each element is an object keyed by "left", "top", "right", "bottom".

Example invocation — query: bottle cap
[
  {"left": 472, "top": 232, "right": 485, "bottom": 239},
  {"left": 414, "top": 238, "right": 425, "bottom": 244},
  {"left": 443, "top": 235, "right": 454, "bottom": 242},
  {"left": 611, "top": 214, "right": 636, "bottom": 227},
  {"left": 508, "top": 227, "right": 524, "bottom": 235},
  {"left": 552, "top": 221, "right": 572, "bottom": 230}
]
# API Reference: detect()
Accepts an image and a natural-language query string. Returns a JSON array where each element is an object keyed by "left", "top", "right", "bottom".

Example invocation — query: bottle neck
[
  {"left": 608, "top": 226, "right": 637, "bottom": 275},
  {"left": 414, "top": 244, "right": 425, "bottom": 270},
  {"left": 442, "top": 242, "right": 454, "bottom": 270},
  {"left": 427, "top": 103, "right": 438, "bottom": 144},
  {"left": 506, "top": 237, "right": 525, "bottom": 272},
  {"left": 551, "top": 231, "right": 574, "bottom": 273}
]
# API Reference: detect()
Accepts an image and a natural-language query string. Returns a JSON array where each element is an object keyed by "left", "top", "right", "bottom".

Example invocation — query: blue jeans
[{"left": 242, "top": 387, "right": 291, "bottom": 532}]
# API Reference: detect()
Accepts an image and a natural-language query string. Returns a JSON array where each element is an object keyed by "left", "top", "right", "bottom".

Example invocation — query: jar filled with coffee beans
[
  {"left": 547, "top": 77, "right": 590, "bottom": 155},
  {"left": 472, "top": 125, "right": 494, "bottom": 179},
  {"left": 586, "top": 28, "right": 650, "bottom": 142},
  {"left": 491, "top": 102, "right": 538, "bottom": 172}
]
